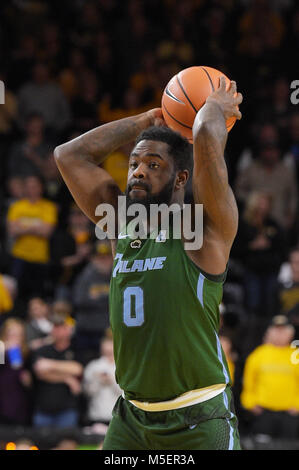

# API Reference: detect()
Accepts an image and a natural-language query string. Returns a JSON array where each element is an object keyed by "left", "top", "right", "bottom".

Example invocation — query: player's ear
[{"left": 174, "top": 170, "right": 189, "bottom": 190}]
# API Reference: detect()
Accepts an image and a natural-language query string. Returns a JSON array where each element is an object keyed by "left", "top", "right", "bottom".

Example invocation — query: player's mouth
[
  {"left": 131, "top": 186, "right": 146, "bottom": 192},
  {"left": 129, "top": 183, "right": 149, "bottom": 194}
]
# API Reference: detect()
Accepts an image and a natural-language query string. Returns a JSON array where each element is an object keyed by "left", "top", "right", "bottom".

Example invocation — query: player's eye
[
  {"left": 149, "top": 162, "right": 159, "bottom": 169},
  {"left": 129, "top": 161, "right": 138, "bottom": 169}
]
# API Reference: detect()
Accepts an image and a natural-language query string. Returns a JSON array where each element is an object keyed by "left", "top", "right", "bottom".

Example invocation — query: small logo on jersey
[
  {"left": 130, "top": 239, "right": 142, "bottom": 249},
  {"left": 118, "top": 232, "right": 131, "bottom": 239},
  {"left": 155, "top": 230, "right": 167, "bottom": 243}
]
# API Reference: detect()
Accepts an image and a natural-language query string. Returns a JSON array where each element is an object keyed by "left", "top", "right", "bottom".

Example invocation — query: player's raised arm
[
  {"left": 192, "top": 77, "right": 243, "bottom": 271},
  {"left": 54, "top": 109, "right": 163, "bottom": 225}
]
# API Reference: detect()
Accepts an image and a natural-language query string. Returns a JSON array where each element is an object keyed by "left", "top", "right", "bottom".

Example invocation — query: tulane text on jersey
[{"left": 112, "top": 254, "right": 167, "bottom": 278}]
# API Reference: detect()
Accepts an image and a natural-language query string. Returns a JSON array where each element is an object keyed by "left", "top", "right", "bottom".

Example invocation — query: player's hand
[
  {"left": 146, "top": 108, "right": 167, "bottom": 128},
  {"left": 206, "top": 77, "right": 243, "bottom": 120}
]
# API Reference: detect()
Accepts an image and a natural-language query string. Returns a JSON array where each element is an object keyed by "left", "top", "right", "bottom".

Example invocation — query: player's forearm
[
  {"left": 192, "top": 101, "right": 238, "bottom": 242},
  {"left": 54, "top": 112, "right": 152, "bottom": 166},
  {"left": 192, "top": 101, "right": 230, "bottom": 203},
  {"left": 192, "top": 101, "right": 228, "bottom": 167}
]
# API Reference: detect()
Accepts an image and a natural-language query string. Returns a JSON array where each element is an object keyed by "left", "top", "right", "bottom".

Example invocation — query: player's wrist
[
  {"left": 138, "top": 110, "right": 154, "bottom": 129},
  {"left": 205, "top": 98, "right": 226, "bottom": 118}
]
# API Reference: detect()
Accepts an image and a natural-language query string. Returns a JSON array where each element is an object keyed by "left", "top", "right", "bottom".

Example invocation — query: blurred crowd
[{"left": 0, "top": 0, "right": 299, "bottom": 447}]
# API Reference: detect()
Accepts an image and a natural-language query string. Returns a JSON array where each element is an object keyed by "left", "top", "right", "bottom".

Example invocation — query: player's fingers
[
  {"left": 229, "top": 81, "right": 237, "bottom": 95},
  {"left": 151, "top": 108, "right": 163, "bottom": 118},
  {"left": 234, "top": 107, "right": 242, "bottom": 120},
  {"left": 154, "top": 117, "right": 167, "bottom": 127},
  {"left": 235, "top": 92, "right": 243, "bottom": 105},
  {"left": 218, "top": 76, "right": 226, "bottom": 91}
]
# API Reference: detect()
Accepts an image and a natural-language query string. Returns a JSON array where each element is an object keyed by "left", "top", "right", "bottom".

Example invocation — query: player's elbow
[{"left": 54, "top": 143, "right": 70, "bottom": 164}]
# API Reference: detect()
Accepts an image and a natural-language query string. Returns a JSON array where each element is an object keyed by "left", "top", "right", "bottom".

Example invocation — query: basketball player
[{"left": 54, "top": 77, "right": 243, "bottom": 450}]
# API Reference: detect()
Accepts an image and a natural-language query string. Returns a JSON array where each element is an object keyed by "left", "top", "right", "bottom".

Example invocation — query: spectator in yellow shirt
[
  {"left": 0, "top": 274, "right": 17, "bottom": 317},
  {"left": 7, "top": 175, "right": 57, "bottom": 300},
  {"left": 241, "top": 315, "right": 299, "bottom": 439}
]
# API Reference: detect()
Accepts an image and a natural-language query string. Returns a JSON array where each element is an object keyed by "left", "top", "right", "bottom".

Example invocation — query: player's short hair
[{"left": 135, "top": 126, "right": 193, "bottom": 176}]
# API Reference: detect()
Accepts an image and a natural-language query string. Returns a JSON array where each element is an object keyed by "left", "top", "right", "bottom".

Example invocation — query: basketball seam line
[
  {"left": 163, "top": 103, "right": 192, "bottom": 129},
  {"left": 201, "top": 67, "right": 215, "bottom": 93},
  {"left": 176, "top": 74, "right": 198, "bottom": 115}
]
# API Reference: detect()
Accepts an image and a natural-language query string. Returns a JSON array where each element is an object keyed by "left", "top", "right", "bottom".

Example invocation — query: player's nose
[{"left": 132, "top": 163, "right": 147, "bottom": 179}]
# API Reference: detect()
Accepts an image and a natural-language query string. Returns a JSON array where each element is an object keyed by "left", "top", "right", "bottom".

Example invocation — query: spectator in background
[
  {"left": 128, "top": 51, "right": 161, "bottom": 109},
  {"left": 0, "top": 274, "right": 17, "bottom": 319},
  {"left": 25, "top": 297, "right": 53, "bottom": 350},
  {"left": 102, "top": 143, "right": 131, "bottom": 193},
  {"left": 1, "top": 179, "right": 25, "bottom": 269},
  {"left": 49, "top": 203, "right": 93, "bottom": 300},
  {"left": 156, "top": 19, "right": 195, "bottom": 68},
  {"left": 285, "top": 112, "right": 299, "bottom": 180},
  {"left": 17, "top": 62, "right": 71, "bottom": 138},
  {"left": 235, "top": 141, "right": 297, "bottom": 230},
  {"left": 8, "top": 113, "right": 52, "bottom": 178},
  {"left": 279, "top": 248, "right": 299, "bottom": 314},
  {"left": 0, "top": 318, "right": 32, "bottom": 425},
  {"left": 39, "top": 23, "right": 64, "bottom": 73},
  {"left": 71, "top": 70, "right": 100, "bottom": 133},
  {"left": 31, "top": 313, "right": 83, "bottom": 428},
  {"left": 6, "top": 175, "right": 57, "bottom": 300},
  {"left": 72, "top": 240, "right": 113, "bottom": 365},
  {"left": 52, "top": 298, "right": 73, "bottom": 319},
  {"left": 14, "top": 438, "right": 38, "bottom": 450},
  {"left": 51, "top": 437, "right": 79, "bottom": 450},
  {"left": 270, "top": 77, "right": 294, "bottom": 137},
  {"left": 59, "top": 48, "right": 87, "bottom": 100},
  {"left": 232, "top": 191, "right": 285, "bottom": 316},
  {"left": 83, "top": 335, "right": 122, "bottom": 425},
  {"left": 236, "top": 122, "right": 280, "bottom": 174},
  {"left": 5, "top": 176, "right": 25, "bottom": 208},
  {"left": 219, "top": 331, "right": 237, "bottom": 384},
  {"left": 255, "top": 77, "right": 293, "bottom": 138},
  {"left": 98, "top": 66, "right": 160, "bottom": 124},
  {"left": 241, "top": 315, "right": 299, "bottom": 440},
  {"left": 9, "top": 35, "right": 38, "bottom": 89},
  {"left": 0, "top": 72, "right": 17, "bottom": 140},
  {"left": 238, "top": 0, "right": 285, "bottom": 51}
]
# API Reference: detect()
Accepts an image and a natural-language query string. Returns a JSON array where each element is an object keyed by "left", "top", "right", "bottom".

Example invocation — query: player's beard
[
  {"left": 124, "top": 174, "right": 177, "bottom": 236},
  {"left": 125, "top": 174, "right": 176, "bottom": 212}
]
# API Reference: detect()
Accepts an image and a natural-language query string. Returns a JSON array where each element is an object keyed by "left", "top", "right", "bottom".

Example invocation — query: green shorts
[{"left": 102, "top": 387, "right": 241, "bottom": 450}]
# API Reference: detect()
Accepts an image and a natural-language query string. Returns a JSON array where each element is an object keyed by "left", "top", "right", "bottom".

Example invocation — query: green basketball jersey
[{"left": 109, "top": 228, "right": 231, "bottom": 402}]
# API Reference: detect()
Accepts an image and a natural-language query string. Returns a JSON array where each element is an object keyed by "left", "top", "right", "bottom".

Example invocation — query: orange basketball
[{"left": 161, "top": 66, "right": 236, "bottom": 143}]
